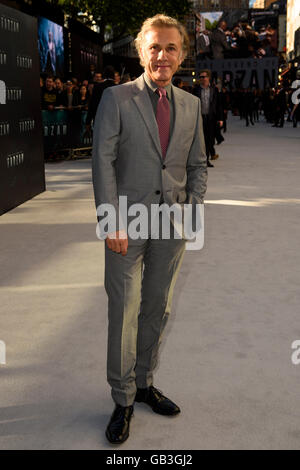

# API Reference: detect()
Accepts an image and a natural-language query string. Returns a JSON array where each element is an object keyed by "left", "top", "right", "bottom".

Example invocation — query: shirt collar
[{"left": 144, "top": 72, "right": 172, "bottom": 100}]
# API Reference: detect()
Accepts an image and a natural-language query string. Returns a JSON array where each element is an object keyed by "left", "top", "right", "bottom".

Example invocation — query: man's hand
[
  {"left": 218, "top": 121, "right": 223, "bottom": 127},
  {"left": 106, "top": 230, "right": 128, "bottom": 256}
]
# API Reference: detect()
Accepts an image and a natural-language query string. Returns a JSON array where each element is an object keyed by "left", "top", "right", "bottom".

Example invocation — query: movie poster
[
  {"left": 195, "top": 11, "right": 223, "bottom": 36},
  {"left": 38, "top": 17, "right": 64, "bottom": 77}
]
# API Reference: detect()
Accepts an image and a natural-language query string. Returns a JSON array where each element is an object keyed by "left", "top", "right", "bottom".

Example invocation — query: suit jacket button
[{"left": 155, "top": 190, "right": 161, "bottom": 195}]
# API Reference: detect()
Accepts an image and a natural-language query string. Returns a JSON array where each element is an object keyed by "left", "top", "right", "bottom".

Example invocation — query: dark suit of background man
[
  {"left": 272, "top": 87, "right": 287, "bottom": 128},
  {"left": 193, "top": 70, "right": 223, "bottom": 168},
  {"left": 211, "top": 21, "right": 231, "bottom": 59},
  {"left": 92, "top": 14, "right": 207, "bottom": 445},
  {"left": 242, "top": 88, "right": 255, "bottom": 127},
  {"left": 86, "top": 66, "right": 116, "bottom": 128}
]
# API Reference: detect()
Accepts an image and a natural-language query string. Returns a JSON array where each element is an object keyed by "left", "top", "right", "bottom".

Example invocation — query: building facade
[
  {"left": 252, "top": 0, "right": 265, "bottom": 8},
  {"left": 191, "top": 0, "right": 249, "bottom": 9},
  {"left": 286, "top": 0, "right": 300, "bottom": 60},
  {"left": 265, "top": 0, "right": 278, "bottom": 7}
]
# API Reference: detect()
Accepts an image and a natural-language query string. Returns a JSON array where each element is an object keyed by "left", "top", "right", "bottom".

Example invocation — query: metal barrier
[{"left": 42, "top": 108, "right": 92, "bottom": 158}]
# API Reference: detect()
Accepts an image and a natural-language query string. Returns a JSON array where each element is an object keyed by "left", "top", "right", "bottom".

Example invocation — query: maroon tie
[{"left": 156, "top": 87, "right": 170, "bottom": 159}]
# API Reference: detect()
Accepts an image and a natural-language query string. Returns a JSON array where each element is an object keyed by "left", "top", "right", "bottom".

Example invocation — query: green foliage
[
  {"left": 46, "top": 0, "right": 192, "bottom": 44},
  {"left": 204, "top": 18, "right": 218, "bottom": 31}
]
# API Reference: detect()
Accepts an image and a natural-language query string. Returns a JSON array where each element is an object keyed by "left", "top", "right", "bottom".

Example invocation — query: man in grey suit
[
  {"left": 92, "top": 14, "right": 207, "bottom": 444},
  {"left": 211, "top": 21, "right": 231, "bottom": 60}
]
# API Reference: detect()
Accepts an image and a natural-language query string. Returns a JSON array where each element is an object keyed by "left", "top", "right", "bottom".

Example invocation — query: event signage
[
  {"left": 196, "top": 57, "right": 279, "bottom": 89},
  {"left": 0, "top": 3, "right": 45, "bottom": 215}
]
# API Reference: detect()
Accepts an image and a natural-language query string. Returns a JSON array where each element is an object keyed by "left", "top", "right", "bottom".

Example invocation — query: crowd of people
[
  {"left": 197, "top": 20, "right": 278, "bottom": 61},
  {"left": 226, "top": 86, "right": 300, "bottom": 129},
  {"left": 40, "top": 66, "right": 126, "bottom": 111},
  {"left": 40, "top": 63, "right": 299, "bottom": 166}
]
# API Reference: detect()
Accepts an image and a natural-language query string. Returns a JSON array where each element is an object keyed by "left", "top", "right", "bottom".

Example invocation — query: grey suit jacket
[
  {"left": 92, "top": 73, "right": 207, "bottom": 234},
  {"left": 211, "top": 29, "right": 231, "bottom": 59}
]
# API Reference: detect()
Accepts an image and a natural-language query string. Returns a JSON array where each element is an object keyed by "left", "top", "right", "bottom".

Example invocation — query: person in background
[
  {"left": 193, "top": 69, "right": 223, "bottom": 167},
  {"left": 114, "top": 71, "right": 121, "bottom": 85},
  {"left": 73, "top": 84, "right": 90, "bottom": 109},
  {"left": 93, "top": 72, "right": 103, "bottom": 84},
  {"left": 253, "top": 89, "right": 260, "bottom": 123},
  {"left": 82, "top": 79, "right": 89, "bottom": 88},
  {"left": 54, "top": 77, "right": 65, "bottom": 107},
  {"left": 71, "top": 77, "right": 80, "bottom": 91},
  {"left": 242, "top": 88, "right": 255, "bottom": 127},
  {"left": 272, "top": 86, "right": 287, "bottom": 128},
  {"left": 41, "top": 76, "right": 57, "bottom": 110},
  {"left": 88, "top": 64, "right": 96, "bottom": 83},
  {"left": 173, "top": 77, "right": 184, "bottom": 88},
  {"left": 220, "top": 85, "right": 230, "bottom": 133},
  {"left": 88, "top": 71, "right": 103, "bottom": 96},
  {"left": 211, "top": 21, "right": 231, "bottom": 59},
  {"left": 120, "top": 73, "right": 131, "bottom": 84},
  {"left": 86, "top": 65, "right": 116, "bottom": 129},
  {"left": 58, "top": 80, "right": 76, "bottom": 109},
  {"left": 196, "top": 30, "right": 211, "bottom": 60}
]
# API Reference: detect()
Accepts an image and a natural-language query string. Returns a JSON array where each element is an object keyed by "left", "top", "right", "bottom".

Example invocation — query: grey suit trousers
[{"left": 105, "top": 237, "right": 186, "bottom": 407}]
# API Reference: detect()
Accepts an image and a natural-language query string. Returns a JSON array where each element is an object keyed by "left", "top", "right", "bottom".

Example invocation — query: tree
[{"left": 49, "top": 0, "right": 192, "bottom": 51}]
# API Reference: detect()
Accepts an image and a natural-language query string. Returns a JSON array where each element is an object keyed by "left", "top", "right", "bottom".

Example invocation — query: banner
[
  {"left": 42, "top": 109, "right": 92, "bottom": 153},
  {"left": 196, "top": 57, "right": 279, "bottom": 89},
  {"left": 0, "top": 3, "right": 45, "bottom": 215}
]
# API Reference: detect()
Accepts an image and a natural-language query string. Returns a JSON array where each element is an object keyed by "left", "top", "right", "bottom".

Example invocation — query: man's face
[
  {"left": 199, "top": 72, "right": 210, "bottom": 88},
  {"left": 114, "top": 72, "right": 121, "bottom": 84},
  {"left": 46, "top": 78, "right": 53, "bottom": 90},
  {"left": 140, "top": 27, "right": 184, "bottom": 87},
  {"left": 94, "top": 73, "right": 102, "bottom": 83},
  {"left": 55, "top": 79, "right": 63, "bottom": 91}
]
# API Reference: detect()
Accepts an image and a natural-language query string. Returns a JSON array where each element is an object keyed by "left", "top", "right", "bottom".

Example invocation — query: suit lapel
[
  {"left": 165, "top": 84, "right": 184, "bottom": 160},
  {"left": 132, "top": 75, "right": 162, "bottom": 158}
]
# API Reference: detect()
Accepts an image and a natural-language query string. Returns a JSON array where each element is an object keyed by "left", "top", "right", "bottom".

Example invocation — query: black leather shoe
[
  {"left": 105, "top": 404, "right": 134, "bottom": 444},
  {"left": 135, "top": 386, "right": 180, "bottom": 416},
  {"left": 207, "top": 161, "right": 214, "bottom": 167}
]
